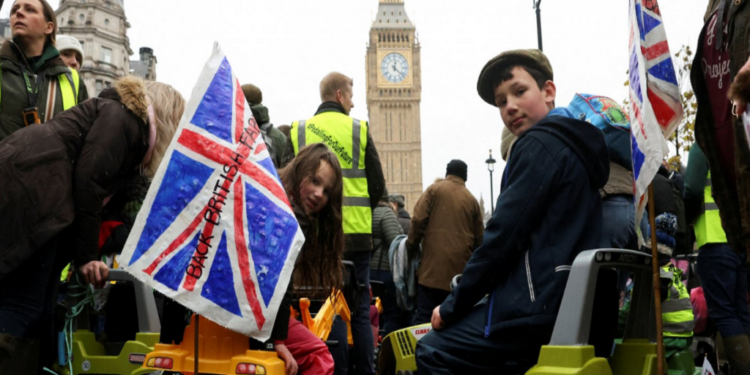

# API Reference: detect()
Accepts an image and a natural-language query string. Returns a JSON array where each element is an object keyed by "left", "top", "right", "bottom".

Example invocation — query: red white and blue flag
[
  {"left": 120, "top": 43, "right": 304, "bottom": 340},
  {"left": 628, "top": 0, "right": 683, "bottom": 229}
]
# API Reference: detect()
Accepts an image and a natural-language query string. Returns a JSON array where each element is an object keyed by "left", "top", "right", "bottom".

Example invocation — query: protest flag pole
[
  {"left": 647, "top": 184, "right": 665, "bottom": 374},
  {"left": 195, "top": 314, "right": 200, "bottom": 375}
]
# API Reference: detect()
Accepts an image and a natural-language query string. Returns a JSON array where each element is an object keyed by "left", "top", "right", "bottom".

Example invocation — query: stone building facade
[
  {"left": 56, "top": 0, "right": 133, "bottom": 96},
  {"left": 0, "top": 0, "right": 157, "bottom": 97},
  {"left": 366, "top": 0, "right": 423, "bottom": 213}
]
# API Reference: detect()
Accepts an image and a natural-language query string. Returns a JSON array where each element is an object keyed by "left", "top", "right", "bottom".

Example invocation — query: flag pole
[
  {"left": 195, "top": 313, "right": 200, "bottom": 375},
  {"left": 648, "top": 184, "right": 665, "bottom": 374}
]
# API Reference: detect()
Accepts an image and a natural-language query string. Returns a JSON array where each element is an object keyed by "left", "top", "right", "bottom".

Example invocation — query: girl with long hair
[{"left": 273, "top": 143, "right": 345, "bottom": 375}]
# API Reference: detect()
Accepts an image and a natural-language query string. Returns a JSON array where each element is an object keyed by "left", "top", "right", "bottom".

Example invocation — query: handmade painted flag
[
  {"left": 628, "top": 0, "right": 683, "bottom": 231},
  {"left": 120, "top": 43, "right": 304, "bottom": 340},
  {"left": 701, "top": 355, "right": 715, "bottom": 375}
]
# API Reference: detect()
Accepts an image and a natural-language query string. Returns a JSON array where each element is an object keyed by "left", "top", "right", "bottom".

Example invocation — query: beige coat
[{"left": 406, "top": 175, "right": 484, "bottom": 291}]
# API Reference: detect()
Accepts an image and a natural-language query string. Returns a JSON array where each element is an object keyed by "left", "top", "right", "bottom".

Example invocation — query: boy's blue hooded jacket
[{"left": 439, "top": 110, "right": 610, "bottom": 336}]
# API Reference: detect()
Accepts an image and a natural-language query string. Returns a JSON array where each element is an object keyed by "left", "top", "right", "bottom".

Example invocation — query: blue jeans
[
  {"left": 0, "top": 239, "right": 58, "bottom": 338},
  {"left": 697, "top": 244, "right": 750, "bottom": 337},
  {"left": 599, "top": 194, "right": 637, "bottom": 250},
  {"left": 416, "top": 303, "right": 551, "bottom": 374},
  {"left": 370, "top": 269, "right": 412, "bottom": 337},
  {"left": 328, "top": 315, "right": 349, "bottom": 375},
  {"left": 344, "top": 251, "right": 374, "bottom": 375},
  {"left": 415, "top": 285, "right": 451, "bottom": 325},
  {"left": 601, "top": 195, "right": 637, "bottom": 295}
]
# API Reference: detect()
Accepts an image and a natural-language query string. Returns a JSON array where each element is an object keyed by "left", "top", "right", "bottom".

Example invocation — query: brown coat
[
  {"left": 406, "top": 175, "right": 484, "bottom": 291},
  {"left": 0, "top": 76, "right": 150, "bottom": 279}
]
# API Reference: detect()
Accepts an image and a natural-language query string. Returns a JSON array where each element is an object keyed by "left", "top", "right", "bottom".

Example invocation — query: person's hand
[
  {"left": 78, "top": 260, "right": 109, "bottom": 288},
  {"left": 431, "top": 305, "right": 446, "bottom": 330},
  {"left": 274, "top": 343, "right": 298, "bottom": 375}
]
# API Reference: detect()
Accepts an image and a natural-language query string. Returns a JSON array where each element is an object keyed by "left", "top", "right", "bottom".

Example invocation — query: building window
[
  {"left": 101, "top": 47, "right": 112, "bottom": 64},
  {"left": 95, "top": 80, "right": 102, "bottom": 93},
  {"left": 79, "top": 14, "right": 84, "bottom": 23},
  {"left": 59, "top": 17, "right": 63, "bottom": 25},
  {"left": 104, "top": 18, "right": 110, "bottom": 26}
]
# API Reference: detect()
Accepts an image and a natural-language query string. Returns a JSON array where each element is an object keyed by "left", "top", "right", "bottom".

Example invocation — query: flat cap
[
  {"left": 390, "top": 194, "right": 405, "bottom": 208},
  {"left": 477, "top": 49, "right": 553, "bottom": 106},
  {"left": 241, "top": 84, "right": 263, "bottom": 105}
]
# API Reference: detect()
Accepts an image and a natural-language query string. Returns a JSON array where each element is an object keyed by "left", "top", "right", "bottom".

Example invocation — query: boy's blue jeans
[
  {"left": 416, "top": 303, "right": 550, "bottom": 374},
  {"left": 697, "top": 244, "right": 750, "bottom": 337}
]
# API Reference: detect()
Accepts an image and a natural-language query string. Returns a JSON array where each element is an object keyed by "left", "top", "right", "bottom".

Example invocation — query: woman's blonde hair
[{"left": 143, "top": 81, "right": 185, "bottom": 177}]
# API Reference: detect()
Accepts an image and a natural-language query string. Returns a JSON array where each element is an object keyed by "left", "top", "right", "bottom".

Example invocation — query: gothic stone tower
[{"left": 366, "top": 0, "right": 423, "bottom": 213}]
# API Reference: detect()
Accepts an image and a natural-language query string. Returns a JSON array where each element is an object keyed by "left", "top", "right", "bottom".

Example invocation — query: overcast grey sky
[{"left": 3, "top": 0, "right": 706, "bottom": 212}]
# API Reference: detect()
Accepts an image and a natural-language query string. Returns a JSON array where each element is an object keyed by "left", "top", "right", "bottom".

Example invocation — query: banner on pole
[
  {"left": 120, "top": 43, "right": 304, "bottom": 341},
  {"left": 628, "top": 0, "right": 684, "bottom": 231}
]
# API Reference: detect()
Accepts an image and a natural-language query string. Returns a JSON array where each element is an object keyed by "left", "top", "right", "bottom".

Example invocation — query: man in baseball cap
[{"left": 415, "top": 49, "right": 610, "bottom": 373}]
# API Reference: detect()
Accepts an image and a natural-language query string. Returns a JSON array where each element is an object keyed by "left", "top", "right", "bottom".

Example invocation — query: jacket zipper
[
  {"left": 525, "top": 250, "right": 536, "bottom": 302},
  {"left": 485, "top": 291, "right": 495, "bottom": 338}
]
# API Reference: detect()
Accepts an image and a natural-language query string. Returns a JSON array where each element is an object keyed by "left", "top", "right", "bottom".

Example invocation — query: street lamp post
[
  {"left": 533, "top": 0, "right": 543, "bottom": 51},
  {"left": 486, "top": 149, "right": 496, "bottom": 213}
]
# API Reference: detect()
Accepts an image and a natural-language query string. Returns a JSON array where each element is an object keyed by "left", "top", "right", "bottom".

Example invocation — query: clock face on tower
[{"left": 381, "top": 52, "right": 409, "bottom": 83}]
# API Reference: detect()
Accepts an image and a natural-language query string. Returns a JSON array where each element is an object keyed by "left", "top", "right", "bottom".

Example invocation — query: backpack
[{"left": 567, "top": 94, "right": 632, "bottom": 170}]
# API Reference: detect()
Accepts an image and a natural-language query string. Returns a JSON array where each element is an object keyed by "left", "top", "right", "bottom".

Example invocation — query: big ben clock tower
[{"left": 366, "top": 0, "right": 423, "bottom": 213}]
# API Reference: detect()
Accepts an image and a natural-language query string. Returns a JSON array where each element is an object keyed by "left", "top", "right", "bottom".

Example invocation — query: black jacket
[
  {"left": 396, "top": 207, "right": 411, "bottom": 238},
  {"left": 440, "top": 114, "right": 609, "bottom": 336},
  {"left": 0, "top": 77, "right": 149, "bottom": 278},
  {"left": 282, "top": 102, "right": 386, "bottom": 252}
]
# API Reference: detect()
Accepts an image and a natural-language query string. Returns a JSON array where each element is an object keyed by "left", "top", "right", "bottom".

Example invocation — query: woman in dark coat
[{"left": 0, "top": 75, "right": 185, "bottom": 366}]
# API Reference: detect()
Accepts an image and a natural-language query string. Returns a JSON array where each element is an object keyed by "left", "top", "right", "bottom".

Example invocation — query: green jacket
[
  {"left": 684, "top": 144, "right": 709, "bottom": 225},
  {"left": 370, "top": 203, "right": 404, "bottom": 271},
  {"left": 262, "top": 123, "right": 287, "bottom": 169},
  {"left": 0, "top": 40, "right": 88, "bottom": 141}
]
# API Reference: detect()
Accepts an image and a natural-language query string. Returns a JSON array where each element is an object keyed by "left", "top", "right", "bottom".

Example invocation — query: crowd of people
[{"left": 0, "top": 0, "right": 750, "bottom": 374}]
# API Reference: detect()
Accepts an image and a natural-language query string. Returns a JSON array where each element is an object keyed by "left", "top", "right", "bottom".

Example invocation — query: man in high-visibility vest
[
  {"left": 283, "top": 72, "right": 385, "bottom": 375},
  {"left": 685, "top": 143, "right": 750, "bottom": 371}
]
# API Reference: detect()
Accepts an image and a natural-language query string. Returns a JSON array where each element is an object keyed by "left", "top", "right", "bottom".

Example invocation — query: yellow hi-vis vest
[
  {"left": 695, "top": 171, "right": 728, "bottom": 248},
  {"left": 0, "top": 67, "right": 80, "bottom": 112},
  {"left": 660, "top": 263, "right": 695, "bottom": 337},
  {"left": 58, "top": 68, "right": 81, "bottom": 111},
  {"left": 290, "top": 112, "right": 372, "bottom": 235}
]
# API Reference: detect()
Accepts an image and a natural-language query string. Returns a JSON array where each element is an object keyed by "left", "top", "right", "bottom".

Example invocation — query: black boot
[
  {"left": 0, "top": 333, "right": 18, "bottom": 374},
  {"left": 0, "top": 336, "right": 39, "bottom": 375},
  {"left": 723, "top": 334, "right": 750, "bottom": 375}
]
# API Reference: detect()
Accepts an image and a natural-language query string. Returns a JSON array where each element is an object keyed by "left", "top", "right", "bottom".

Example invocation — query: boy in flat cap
[{"left": 415, "top": 49, "right": 610, "bottom": 374}]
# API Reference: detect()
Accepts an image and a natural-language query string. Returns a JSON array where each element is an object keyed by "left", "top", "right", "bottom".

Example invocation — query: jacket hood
[
  {"left": 99, "top": 76, "right": 149, "bottom": 124},
  {"left": 525, "top": 114, "right": 610, "bottom": 189}
]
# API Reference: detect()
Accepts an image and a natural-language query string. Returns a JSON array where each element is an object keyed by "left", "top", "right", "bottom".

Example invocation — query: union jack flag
[
  {"left": 628, "top": 0, "right": 683, "bottom": 230},
  {"left": 120, "top": 43, "right": 304, "bottom": 340}
]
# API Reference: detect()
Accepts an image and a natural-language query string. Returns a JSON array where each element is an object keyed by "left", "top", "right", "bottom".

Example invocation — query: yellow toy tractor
[{"left": 142, "top": 314, "right": 285, "bottom": 375}]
